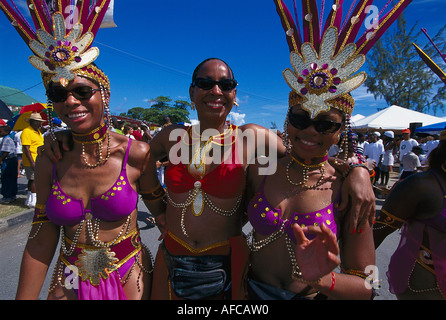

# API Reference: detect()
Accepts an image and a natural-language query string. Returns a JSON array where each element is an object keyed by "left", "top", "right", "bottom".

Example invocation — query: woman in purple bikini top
[
  {"left": 46, "top": 139, "right": 138, "bottom": 226},
  {"left": 374, "top": 138, "right": 446, "bottom": 300},
  {"left": 246, "top": 91, "right": 376, "bottom": 300},
  {"left": 248, "top": 175, "right": 339, "bottom": 243}
]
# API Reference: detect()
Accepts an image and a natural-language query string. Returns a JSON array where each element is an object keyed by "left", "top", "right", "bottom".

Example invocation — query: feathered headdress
[
  {"left": 413, "top": 28, "right": 446, "bottom": 85},
  {"left": 0, "top": 0, "right": 111, "bottom": 91},
  {"left": 275, "top": 0, "right": 412, "bottom": 118}
]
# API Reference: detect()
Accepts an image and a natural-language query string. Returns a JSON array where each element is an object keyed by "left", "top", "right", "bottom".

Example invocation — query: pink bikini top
[
  {"left": 248, "top": 176, "right": 339, "bottom": 243},
  {"left": 46, "top": 139, "right": 138, "bottom": 226}
]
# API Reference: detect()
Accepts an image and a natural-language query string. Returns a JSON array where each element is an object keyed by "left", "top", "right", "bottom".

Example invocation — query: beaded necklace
[
  {"left": 72, "top": 122, "right": 111, "bottom": 168},
  {"left": 167, "top": 124, "right": 241, "bottom": 237},
  {"left": 286, "top": 153, "right": 328, "bottom": 190}
]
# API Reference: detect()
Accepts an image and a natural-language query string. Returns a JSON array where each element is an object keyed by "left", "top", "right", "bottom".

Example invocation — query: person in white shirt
[
  {"left": 421, "top": 134, "right": 439, "bottom": 165},
  {"left": 399, "top": 128, "right": 418, "bottom": 162},
  {"left": 400, "top": 146, "right": 422, "bottom": 180},
  {"left": 380, "top": 131, "right": 395, "bottom": 186},
  {"left": 364, "top": 132, "right": 385, "bottom": 185}
]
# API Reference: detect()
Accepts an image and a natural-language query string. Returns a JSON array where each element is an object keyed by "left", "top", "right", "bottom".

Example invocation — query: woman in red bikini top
[{"left": 144, "top": 58, "right": 376, "bottom": 300}]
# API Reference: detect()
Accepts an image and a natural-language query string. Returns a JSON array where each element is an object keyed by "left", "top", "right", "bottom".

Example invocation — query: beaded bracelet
[{"left": 343, "top": 163, "right": 370, "bottom": 178}]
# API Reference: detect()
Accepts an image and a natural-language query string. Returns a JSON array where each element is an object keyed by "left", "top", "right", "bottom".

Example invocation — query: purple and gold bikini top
[
  {"left": 46, "top": 139, "right": 138, "bottom": 226},
  {"left": 248, "top": 177, "right": 339, "bottom": 243}
]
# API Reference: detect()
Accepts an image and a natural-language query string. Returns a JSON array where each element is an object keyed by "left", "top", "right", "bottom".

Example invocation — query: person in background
[
  {"left": 356, "top": 132, "right": 367, "bottom": 156},
  {"left": 111, "top": 117, "right": 123, "bottom": 134},
  {"left": 0, "top": 120, "right": 18, "bottom": 203},
  {"left": 363, "top": 132, "right": 384, "bottom": 185},
  {"left": 421, "top": 134, "right": 439, "bottom": 166},
  {"left": 13, "top": 130, "right": 24, "bottom": 177},
  {"left": 21, "top": 112, "right": 45, "bottom": 208},
  {"left": 400, "top": 145, "right": 423, "bottom": 180},
  {"left": 123, "top": 124, "right": 135, "bottom": 139},
  {"left": 380, "top": 131, "right": 395, "bottom": 187},
  {"left": 399, "top": 128, "right": 418, "bottom": 164},
  {"left": 131, "top": 124, "right": 143, "bottom": 141}
]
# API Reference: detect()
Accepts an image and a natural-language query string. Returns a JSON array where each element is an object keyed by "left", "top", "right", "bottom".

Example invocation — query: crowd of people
[
  {"left": 1, "top": 0, "right": 444, "bottom": 301},
  {"left": 0, "top": 115, "right": 153, "bottom": 205},
  {"left": 335, "top": 129, "right": 439, "bottom": 188}
]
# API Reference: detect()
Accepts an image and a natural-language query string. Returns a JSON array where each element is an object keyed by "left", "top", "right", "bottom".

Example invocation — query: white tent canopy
[{"left": 351, "top": 105, "right": 443, "bottom": 130}]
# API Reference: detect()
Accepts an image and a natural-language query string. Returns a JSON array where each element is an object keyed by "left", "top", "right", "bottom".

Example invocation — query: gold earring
[
  {"left": 191, "top": 102, "right": 195, "bottom": 111},
  {"left": 234, "top": 101, "right": 239, "bottom": 107}
]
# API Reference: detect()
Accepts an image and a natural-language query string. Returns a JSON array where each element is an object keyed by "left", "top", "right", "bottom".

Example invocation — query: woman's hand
[
  {"left": 292, "top": 223, "right": 340, "bottom": 282},
  {"left": 38, "top": 130, "right": 72, "bottom": 162}
]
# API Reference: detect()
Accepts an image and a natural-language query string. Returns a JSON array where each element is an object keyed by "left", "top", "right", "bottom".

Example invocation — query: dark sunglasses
[
  {"left": 47, "top": 86, "right": 100, "bottom": 103},
  {"left": 288, "top": 112, "right": 342, "bottom": 134},
  {"left": 191, "top": 78, "right": 238, "bottom": 91}
]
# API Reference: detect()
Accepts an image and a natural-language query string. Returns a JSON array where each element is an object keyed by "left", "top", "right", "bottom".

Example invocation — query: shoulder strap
[{"left": 122, "top": 138, "right": 132, "bottom": 169}]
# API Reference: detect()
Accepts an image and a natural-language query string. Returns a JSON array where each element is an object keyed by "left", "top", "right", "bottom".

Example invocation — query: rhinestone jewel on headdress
[
  {"left": 29, "top": 13, "right": 99, "bottom": 87},
  {"left": 283, "top": 27, "right": 366, "bottom": 118}
]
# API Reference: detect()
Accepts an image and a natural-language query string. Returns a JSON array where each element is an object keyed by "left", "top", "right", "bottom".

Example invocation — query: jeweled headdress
[
  {"left": 0, "top": 0, "right": 111, "bottom": 91},
  {"left": 275, "top": 0, "right": 412, "bottom": 118}
]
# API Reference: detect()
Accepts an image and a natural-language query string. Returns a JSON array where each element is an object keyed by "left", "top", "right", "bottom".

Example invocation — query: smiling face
[
  {"left": 50, "top": 76, "right": 106, "bottom": 133},
  {"left": 287, "top": 105, "right": 344, "bottom": 160},
  {"left": 189, "top": 59, "right": 237, "bottom": 127}
]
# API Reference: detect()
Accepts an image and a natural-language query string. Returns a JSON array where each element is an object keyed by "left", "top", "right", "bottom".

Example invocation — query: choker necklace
[
  {"left": 286, "top": 153, "right": 327, "bottom": 190},
  {"left": 72, "top": 123, "right": 111, "bottom": 168}
]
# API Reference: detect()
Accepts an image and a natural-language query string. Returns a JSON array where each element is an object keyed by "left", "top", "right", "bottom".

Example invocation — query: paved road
[{"left": 0, "top": 197, "right": 400, "bottom": 300}]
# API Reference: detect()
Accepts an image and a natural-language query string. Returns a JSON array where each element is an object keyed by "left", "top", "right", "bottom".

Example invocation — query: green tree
[
  {"left": 119, "top": 96, "right": 191, "bottom": 125},
  {"left": 364, "top": 15, "right": 446, "bottom": 114}
]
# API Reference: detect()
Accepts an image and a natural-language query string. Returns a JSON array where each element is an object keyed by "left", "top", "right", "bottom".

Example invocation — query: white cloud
[{"left": 228, "top": 112, "right": 246, "bottom": 126}]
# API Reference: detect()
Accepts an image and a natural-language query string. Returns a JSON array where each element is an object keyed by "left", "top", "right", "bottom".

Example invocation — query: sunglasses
[
  {"left": 288, "top": 112, "right": 342, "bottom": 134},
  {"left": 47, "top": 86, "right": 100, "bottom": 103},
  {"left": 192, "top": 78, "right": 238, "bottom": 91}
]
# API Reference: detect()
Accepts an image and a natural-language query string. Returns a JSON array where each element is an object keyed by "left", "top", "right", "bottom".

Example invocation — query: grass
[{"left": 0, "top": 198, "right": 30, "bottom": 219}]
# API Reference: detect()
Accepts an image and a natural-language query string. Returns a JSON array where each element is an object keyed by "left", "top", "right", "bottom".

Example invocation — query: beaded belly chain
[
  {"left": 48, "top": 214, "right": 153, "bottom": 292},
  {"left": 247, "top": 221, "right": 302, "bottom": 281}
]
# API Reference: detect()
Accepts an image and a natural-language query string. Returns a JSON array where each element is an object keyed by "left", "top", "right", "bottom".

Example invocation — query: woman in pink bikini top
[
  {"left": 246, "top": 92, "right": 376, "bottom": 300},
  {"left": 8, "top": 1, "right": 154, "bottom": 300}
]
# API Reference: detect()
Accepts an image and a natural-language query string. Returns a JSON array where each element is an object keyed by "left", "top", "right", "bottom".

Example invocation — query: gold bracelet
[{"left": 375, "top": 208, "right": 405, "bottom": 229}]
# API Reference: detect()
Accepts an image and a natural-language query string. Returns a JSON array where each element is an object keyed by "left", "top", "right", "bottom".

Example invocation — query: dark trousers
[{"left": 1, "top": 157, "right": 18, "bottom": 199}]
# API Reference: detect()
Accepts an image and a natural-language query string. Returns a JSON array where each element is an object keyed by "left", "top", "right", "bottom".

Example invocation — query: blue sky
[{"left": 0, "top": 0, "right": 445, "bottom": 128}]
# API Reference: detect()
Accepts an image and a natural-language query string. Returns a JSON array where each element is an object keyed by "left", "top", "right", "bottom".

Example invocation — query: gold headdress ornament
[
  {"left": 275, "top": 0, "right": 413, "bottom": 118},
  {"left": 0, "top": 0, "right": 112, "bottom": 91}
]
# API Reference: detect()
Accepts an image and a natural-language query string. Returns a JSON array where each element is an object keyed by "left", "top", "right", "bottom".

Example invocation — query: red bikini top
[{"left": 164, "top": 125, "right": 245, "bottom": 199}]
